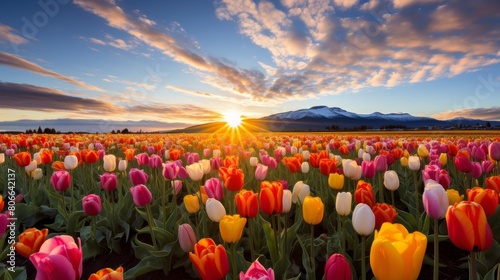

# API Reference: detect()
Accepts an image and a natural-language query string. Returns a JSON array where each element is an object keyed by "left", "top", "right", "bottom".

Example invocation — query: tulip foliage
[{"left": 0, "top": 132, "right": 499, "bottom": 280}]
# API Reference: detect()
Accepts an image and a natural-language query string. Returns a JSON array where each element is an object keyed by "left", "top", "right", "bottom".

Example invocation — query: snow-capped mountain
[{"left": 259, "top": 106, "right": 498, "bottom": 131}]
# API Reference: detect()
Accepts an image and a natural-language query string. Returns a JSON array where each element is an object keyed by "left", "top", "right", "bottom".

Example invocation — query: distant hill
[{"left": 174, "top": 106, "right": 499, "bottom": 132}]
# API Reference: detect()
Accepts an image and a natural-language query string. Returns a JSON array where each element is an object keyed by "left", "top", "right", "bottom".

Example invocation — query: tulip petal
[{"left": 370, "top": 239, "right": 405, "bottom": 280}]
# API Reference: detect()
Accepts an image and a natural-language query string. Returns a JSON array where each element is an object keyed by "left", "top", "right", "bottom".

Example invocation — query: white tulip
[
  {"left": 383, "top": 170, "right": 400, "bottom": 191},
  {"left": 292, "top": 181, "right": 310, "bottom": 204},
  {"left": 282, "top": 190, "right": 292, "bottom": 213},
  {"left": 336, "top": 192, "right": 352, "bottom": 216},
  {"left": 205, "top": 198, "right": 226, "bottom": 222},
  {"left": 103, "top": 154, "right": 116, "bottom": 172},
  {"left": 352, "top": 203, "right": 375, "bottom": 236},
  {"left": 64, "top": 155, "right": 78, "bottom": 170}
]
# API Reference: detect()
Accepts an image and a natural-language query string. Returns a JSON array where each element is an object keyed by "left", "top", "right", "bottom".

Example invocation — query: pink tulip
[
  {"left": 204, "top": 178, "right": 224, "bottom": 200},
  {"left": 239, "top": 260, "right": 274, "bottom": 280},
  {"left": 82, "top": 194, "right": 102, "bottom": 216},
  {"left": 422, "top": 180, "right": 449, "bottom": 219},
  {"left": 324, "top": 253, "right": 352, "bottom": 280},
  {"left": 162, "top": 161, "right": 179, "bottom": 180},
  {"left": 454, "top": 156, "right": 471, "bottom": 173},
  {"left": 171, "top": 180, "right": 182, "bottom": 195},
  {"left": 471, "top": 146, "right": 486, "bottom": 162},
  {"left": 361, "top": 161, "right": 375, "bottom": 179},
  {"left": 438, "top": 169, "right": 451, "bottom": 189},
  {"left": 488, "top": 142, "right": 500, "bottom": 161},
  {"left": 422, "top": 164, "right": 440, "bottom": 184},
  {"left": 177, "top": 166, "right": 189, "bottom": 179},
  {"left": 135, "top": 153, "right": 149, "bottom": 166},
  {"left": 178, "top": 223, "right": 197, "bottom": 253},
  {"left": 469, "top": 162, "right": 482, "bottom": 179},
  {"left": 29, "top": 235, "right": 82, "bottom": 280},
  {"left": 374, "top": 155, "right": 388, "bottom": 173},
  {"left": 129, "top": 168, "right": 149, "bottom": 186},
  {"left": 255, "top": 163, "right": 268, "bottom": 181},
  {"left": 148, "top": 155, "right": 163, "bottom": 169},
  {"left": 210, "top": 157, "right": 222, "bottom": 170},
  {"left": 482, "top": 160, "right": 495, "bottom": 174},
  {"left": 100, "top": 172, "right": 117, "bottom": 191},
  {"left": 268, "top": 157, "right": 278, "bottom": 169},
  {"left": 50, "top": 171, "right": 71, "bottom": 192},
  {"left": 130, "top": 184, "right": 152, "bottom": 207}
]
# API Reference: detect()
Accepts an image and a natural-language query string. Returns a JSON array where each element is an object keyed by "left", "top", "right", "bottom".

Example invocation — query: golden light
[{"left": 223, "top": 112, "right": 242, "bottom": 128}]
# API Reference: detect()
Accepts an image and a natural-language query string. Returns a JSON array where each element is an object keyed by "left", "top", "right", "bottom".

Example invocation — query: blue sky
[{"left": 0, "top": 0, "right": 499, "bottom": 132}]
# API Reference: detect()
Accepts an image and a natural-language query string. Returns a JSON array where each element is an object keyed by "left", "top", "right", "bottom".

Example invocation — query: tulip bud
[
  {"left": 103, "top": 154, "right": 116, "bottom": 172},
  {"left": 335, "top": 192, "right": 352, "bottom": 216},
  {"left": 488, "top": 142, "right": 500, "bottom": 161},
  {"left": 383, "top": 170, "right": 399, "bottom": 191},
  {"left": 129, "top": 168, "right": 149, "bottom": 186},
  {"left": 148, "top": 155, "right": 162, "bottom": 169},
  {"left": 129, "top": 184, "right": 152, "bottom": 207},
  {"left": 99, "top": 173, "right": 117, "bottom": 192},
  {"left": 418, "top": 144, "right": 429, "bottom": 158},
  {"left": 282, "top": 189, "right": 292, "bottom": 213},
  {"left": 324, "top": 253, "right": 352, "bottom": 280},
  {"left": 408, "top": 156, "right": 420, "bottom": 171},
  {"left": 467, "top": 187, "right": 499, "bottom": 216},
  {"left": 352, "top": 203, "right": 375, "bottom": 236},
  {"left": 374, "top": 155, "right": 388, "bottom": 173},
  {"left": 187, "top": 162, "right": 204, "bottom": 181},
  {"left": 301, "top": 161, "right": 310, "bottom": 173},
  {"left": 292, "top": 181, "right": 310, "bottom": 204},
  {"left": 50, "top": 170, "right": 71, "bottom": 192},
  {"left": 82, "top": 194, "right": 102, "bottom": 216},
  {"left": 64, "top": 155, "right": 78, "bottom": 170},
  {"left": 171, "top": 180, "right": 182, "bottom": 195},
  {"left": 219, "top": 214, "right": 247, "bottom": 243},
  {"left": 183, "top": 194, "right": 200, "bottom": 214},
  {"left": 302, "top": 196, "right": 324, "bottom": 225},
  {"left": 438, "top": 153, "right": 447, "bottom": 166},
  {"left": 328, "top": 173, "right": 344, "bottom": 190},
  {"left": 118, "top": 159, "right": 128, "bottom": 172},
  {"left": 33, "top": 168, "right": 43, "bottom": 180},
  {"left": 204, "top": 178, "right": 224, "bottom": 200},
  {"left": 178, "top": 223, "right": 197, "bottom": 252},
  {"left": 206, "top": 198, "right": 226, "bottom": 222},
  {"left": 0, "top": 153, "right": 4, "bottom": 164},
  {"left": 255, "top": 163, "right": 268, "bottom": 181},
  {"left": 249, "top": 156, "right": 258, "bottom": 167}
]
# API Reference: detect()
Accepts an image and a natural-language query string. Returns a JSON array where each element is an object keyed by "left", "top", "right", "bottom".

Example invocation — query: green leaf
[
  {"left": 259, "top": 216, "right": 279, "bottom": 265},
  {"left": 396, "top": 209, "right": 417, "bottom": 232},
  {"left": 123, "top": 255, "right": 164, "bottom": 280},
  {"left": 483, "top": 264, "right": 499, "bottom": 280}
]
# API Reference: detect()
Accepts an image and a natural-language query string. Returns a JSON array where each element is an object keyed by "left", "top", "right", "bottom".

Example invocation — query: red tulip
[
  {"left": 324, "top": 253, "right": 352, "bottom": 280},
  {"left": 467, "top": 187, "right": 499, "bottom": 216},
  {"left": 486, "top": 175, "right": 500, "bottom": 194},
  {"left": 454, "top": 155, "right": 471, "bottom": 173},
  {"left": 189, "top": 238, "right": 229, "bottom": 280},
  {"left": 283, "top": 157, "right": 301, "bottom": 173},
  {"left": 82, "top": 194, "right": 102, "bottom": 216},
  {"left": 13, "top": 152, "right": 31, "bottom": 167},
  {"left": 219, "top": 166, "right": 244, "bottom": 192},
  {"left": 355, "top": 180, "right": 375, "bottom": 208},
  {"left": 319, "top": 158, "right": 337, "bottom": 176},
  {"left": 446, "top": 201, "right": 493, "bottom": 251},
  {"left": 372, "top": 203, "right": 398, "bottom": 230},
  {"left": 259, "top": 181, "right": 283, "bottom": 215}
]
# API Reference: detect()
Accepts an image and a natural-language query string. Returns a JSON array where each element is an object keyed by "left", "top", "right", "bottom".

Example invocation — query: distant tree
[
  {"left": 122, "top": 128, "right": 129, "bottom": 134},
  {"left": 37, "top": 126, "right": 43, "bottom": 133},
  {"left": 486, "top": 121, "right": 491, "bottom": 127},
  {"left": 111, "top": 130, "right": 116, "bottom": 134},
  {"left": 116, "top": 129, "right": 121, "bottom": 134},
  {"left": 43, "top": 127, "right": 51, "bottom": 133},
  {"left": 26, "top": 129, "right": 32, "bottom": 133}
]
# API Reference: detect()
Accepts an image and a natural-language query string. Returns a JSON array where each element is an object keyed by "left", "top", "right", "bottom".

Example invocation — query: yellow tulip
[
  {"left": 183, "top": 194, "right": 200, "bottom": 214},
  {"left": 370, "top": 223, "right": 427, "bottom": 280},
  {"left": 446, "top": 189, "right": 464, "bottom": 206},
  {"left": 328, "top": 173, "right": 344, "bottom": 190},
  {"left": 302, "top": 196, "right": 324, "bottom": 225},
  {"left": 219, "top": 214, "right": 246, "bottom": 243},
  {"left": 400, "top": 157, "right": 408, "bottom": 167},
  {"left": 417, "top": 145, "right": 429, "bottom": 158},
  {"left": 439, "top": 153, "right": 447, "bottom": 166}
]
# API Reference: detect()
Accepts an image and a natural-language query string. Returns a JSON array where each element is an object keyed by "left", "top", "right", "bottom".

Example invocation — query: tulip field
[{"left": 0, "top": 130, "right": 500, "bottom": 280}]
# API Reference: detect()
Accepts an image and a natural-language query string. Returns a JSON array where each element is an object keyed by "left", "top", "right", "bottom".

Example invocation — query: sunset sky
[{"left": 1, "top": 0, "right": 499, "bottom": 132}]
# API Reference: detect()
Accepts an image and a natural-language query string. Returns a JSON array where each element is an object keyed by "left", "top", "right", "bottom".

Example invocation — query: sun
[{"left": 223, "top": 111, "right": 242, "bottom": 128}]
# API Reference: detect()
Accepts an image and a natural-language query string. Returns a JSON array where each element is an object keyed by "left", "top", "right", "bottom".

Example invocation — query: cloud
[
  {"left": 0, "top": 82, "right": 115, "bottom": 113},
  {"left": 0, "top": 24, "right": 28, "bottom": 45},
  {"left": 75, "top": 0, "right": 500, "bottom": 103},
  {"left": 433, "top": 107, "right": 500, "bottom": 121},
  {"left": 126, "top": 103, "right": 222, "bottom": 122},
  {"left": 0, "top": 52, "right": 104, "bottom": 91}
]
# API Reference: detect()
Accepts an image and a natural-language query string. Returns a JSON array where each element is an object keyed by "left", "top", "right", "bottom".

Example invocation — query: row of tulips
[{"left": 0, "top": 132, "right": 500, "bottom": 279}]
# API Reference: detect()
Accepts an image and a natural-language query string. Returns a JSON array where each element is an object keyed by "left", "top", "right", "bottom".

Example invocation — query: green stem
[
  {"left": 145, "top": 204, "right": 158, "bottom": 250},
  {"left": 341, "top": 216, "right": 346, "bottom": 254},
  {"left": 60, "top": 191, "right": 67, "bottom": 212},
  {"left": 361, "top": 235, "right": 366, "bottom": 280},
  {"left": 249, "top": 218, "right": 256, "bottom": 261},
  {"left": 413, "top": 171, "right": 420, "bottom": 221},
  {"left": 231, "top": 242, "right": 237, "bottom": 280},
  {"left": 470, "top": 251, "right": 477, "bottom": 280},
  {"left": 378, "top": 172, "right": 384, "bottom": 203},
  {"left": 310, "top": 224, "right": 316, "bottom": 280},
  {"left": 162, "top": 180, "right": 167, "bottom": 227},
  {"left": 391, "top": 190, "right": 395, "bottom": 206},
  {"left": 91, "top": 216, "right": 96, "bottom": 240},
  {"left": 433, "top": 218, "right": 439, "bottom": 280}
]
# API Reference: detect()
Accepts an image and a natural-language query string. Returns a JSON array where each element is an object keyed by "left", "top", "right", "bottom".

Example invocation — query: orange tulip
[
  {"left": 218, "top": 166, "right": 244, "bottom": 192},
  {"left": 355, "top": 180, "right": 375, "bottom": 208},
  {"left": 85, "top": 150, "right": 99, "bottom": 164},
  {"left": 309, "top": 153, "right": 321, "bottom": 168},
  {"left": 259, "top": 181, "right": 284, "bottom": 215},
  {"left": 88, "top": 266, "right": 124, "bottom": 280},
  {"left": 189, "top": 238, "right": 230, "bottom": 280},
  {"left": 283, "top": 157, "right": 301, "bottom": 173},
  {"left": 235, "top": 190, "right": 258, "bottom": 218},
  {"left": 51, "top": 160, "right": 66, "bottom": 171},
  {"left": 13, "top": 152, "right": 31, "bottom": 167},
  {"left": 485, "top": 175, "right": 500, "bottom": 195},
  {"left": 0, "top": 195, "right": 3, "bottom": 212},
  {"left": 372, "top": 203, "right": 398, "bottom": 230},
  {"left": 169, "top": 148, "right": 181, "bottom": 161},
  {"left": 319, "top": 158, "right": 337, "bottom": 176},
  {"left": 467, "top": 187, "right": 499, "bottom": 216},
  {"left": 124, "top": 149, "right": 135, "bottom": 162},
  {"left": 15, "top": 228, "right": 49, "bottom": 258},
  {"left": 223, "top": 155, "right": 239, "bottom": 168},
  {"left": 446, "top": 201, "right": 493, "bottom": 252},
  {"left": 39, "top": 149, "right": 53, "bottom": 165}
]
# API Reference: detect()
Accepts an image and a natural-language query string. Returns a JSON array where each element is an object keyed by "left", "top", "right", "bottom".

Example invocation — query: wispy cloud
[
  {"left": 0, "top": 52, "right": 104, "bottom": 91},
  {"left": 433, "top": 107, "right": 500, "bottom": 121},
  {"left": 74, "top": 0, "right": 500, "bottom": 103},
  {"left": 0, "top": 24, "right": 28, "bottom": 45},
  {"left": 0, "top": 82, "right": 115, "bottom": 113}
]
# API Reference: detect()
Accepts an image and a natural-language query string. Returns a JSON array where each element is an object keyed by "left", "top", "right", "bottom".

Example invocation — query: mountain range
[{"left": 178, "top": 106, "right": 499, "bottom": 133}]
